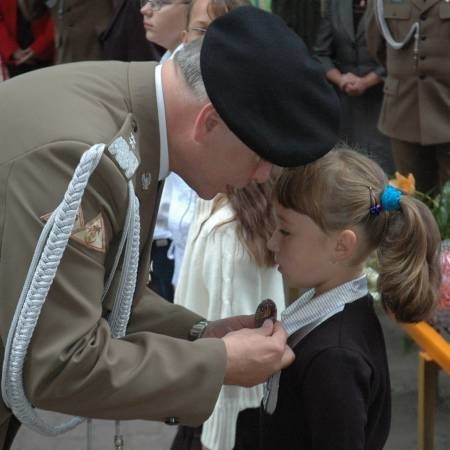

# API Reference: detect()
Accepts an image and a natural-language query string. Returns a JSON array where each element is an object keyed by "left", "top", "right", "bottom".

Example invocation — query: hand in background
[
  {"left": 12, "top": 48, "right": 27, "bottom": 62},
  {"left": 344, "top": 76, "right": 368, "bottom": 96},
  {"left": 222, "top": 320, "right": 295, "bottom": 387},
  {"left": 339, "top": 72, "right": 359, "bottom": 91},
  {"left": 15, "top": 48, "right": 35, "bottom": 65}
]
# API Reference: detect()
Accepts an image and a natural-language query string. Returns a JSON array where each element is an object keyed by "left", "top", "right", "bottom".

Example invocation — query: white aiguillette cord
[
  {"left": 1, "top": 144, "right": 140, "bottom": 450},
  {"left": 374, "top": 0, "right": 420, "bottom": 61}
]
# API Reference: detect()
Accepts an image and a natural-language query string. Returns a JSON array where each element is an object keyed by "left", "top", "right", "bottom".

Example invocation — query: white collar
[
  {"left": 160, "top": 50, "right": 172, "bottom": 64},
  {"left": 155, "top": 64, "right": 169, "bottom": 180},
  {"left": 281, "top": 274, "right": 368, "bottom": 337}
]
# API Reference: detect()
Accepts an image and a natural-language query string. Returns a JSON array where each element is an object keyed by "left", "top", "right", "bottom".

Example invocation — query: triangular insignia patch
[
  {"left": 71, "top": 213, "right": 106, "bottom": 253},
  {"left": 40, "top": 207, "right": 85, "bottom": 230}
]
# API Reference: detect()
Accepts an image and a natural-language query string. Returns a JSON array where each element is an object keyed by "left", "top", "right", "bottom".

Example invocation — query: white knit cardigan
[{"left": 175, "top": 198, "right": 285, "bottom": 450}]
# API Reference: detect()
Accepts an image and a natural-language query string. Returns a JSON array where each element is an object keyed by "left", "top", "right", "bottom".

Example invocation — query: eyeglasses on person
[{"left": 140, "top": 0, "right": 189, "bottom": 11}]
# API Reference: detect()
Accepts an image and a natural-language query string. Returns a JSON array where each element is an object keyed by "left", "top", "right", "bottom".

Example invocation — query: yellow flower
[{"left": 389, "top": 172, "right": 416, "bottom": 195}]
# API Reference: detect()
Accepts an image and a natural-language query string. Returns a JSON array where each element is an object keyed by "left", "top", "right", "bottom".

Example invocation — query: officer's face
[{"left": 193, "top": 118, "right": 273, "bottom": 199}]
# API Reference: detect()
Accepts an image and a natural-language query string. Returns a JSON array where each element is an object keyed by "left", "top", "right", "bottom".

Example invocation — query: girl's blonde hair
[
  {"left": 204, "top": 175, "right": 278, "bottom": 268},
  {"left": 275, "top": 147, "right": 441, "bottom": 323}
]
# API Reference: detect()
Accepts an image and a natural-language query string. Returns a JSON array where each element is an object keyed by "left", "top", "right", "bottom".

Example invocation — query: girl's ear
[
  {"left": 334, "top": 229, "right": 358, "bottom": 262},
  {"left": 181, "top": 29, "right": 188, "bottom": 43}
]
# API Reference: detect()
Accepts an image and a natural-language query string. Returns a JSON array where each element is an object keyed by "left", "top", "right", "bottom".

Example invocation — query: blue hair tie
[{"left": 381, "top": 185, "right": 403, "bottom": 211}]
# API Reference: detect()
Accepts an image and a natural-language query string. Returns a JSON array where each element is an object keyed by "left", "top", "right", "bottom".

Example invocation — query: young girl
[
  {"left": 172, "top": 176, "right": 285, "bottom": 450},
  {"left": 262, "top": 147, "right": 441, "bottom": 450}
]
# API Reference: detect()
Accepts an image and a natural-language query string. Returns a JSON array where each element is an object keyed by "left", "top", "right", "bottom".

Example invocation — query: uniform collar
[
  {"left": 128, "top": 61, "right": 160, "bottom": 179},
  {"left": 155, "top": 64, "right": 169, "bottom": 180}
]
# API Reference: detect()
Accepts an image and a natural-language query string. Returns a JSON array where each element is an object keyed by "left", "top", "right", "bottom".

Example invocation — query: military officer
[
  {"left": 366, "top": 0, "right": 450, "bottom": 193},
  {"left": 19, "top": 0, "right": 115, "bottom": 63},
  {"left": 0, "top": 7, "right": 340, "bottom": 449}
]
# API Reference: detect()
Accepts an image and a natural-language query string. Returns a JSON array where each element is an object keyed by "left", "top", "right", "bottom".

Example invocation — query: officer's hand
[
  {"left": 203, "top": 315, "right": 256, "bottom": 338},
  {"left": 222, "top": 320, "right": 295, "bottom": 387}
]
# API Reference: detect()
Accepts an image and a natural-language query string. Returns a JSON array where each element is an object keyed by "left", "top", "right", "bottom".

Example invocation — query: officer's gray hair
[{"left": 173, "top": 38, "right": 209, "bottom": 103}]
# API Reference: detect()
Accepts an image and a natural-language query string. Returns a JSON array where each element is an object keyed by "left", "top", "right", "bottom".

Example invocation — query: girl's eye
[{"left": 279, "top": 229, "right": 290, "bottom": 236}]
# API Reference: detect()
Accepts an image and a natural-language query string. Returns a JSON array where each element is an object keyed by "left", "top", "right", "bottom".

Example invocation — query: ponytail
[{"left": 378, "top": 196, "right": 441, "bottom": 322}]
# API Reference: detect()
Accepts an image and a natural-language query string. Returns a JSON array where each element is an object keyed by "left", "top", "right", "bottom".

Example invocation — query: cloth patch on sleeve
[
  {"left": 40, "top": 208, "right": 105, "bottom": 253},
  {"left": 71, "top": 214, "right": 106, "bottom": 253}
]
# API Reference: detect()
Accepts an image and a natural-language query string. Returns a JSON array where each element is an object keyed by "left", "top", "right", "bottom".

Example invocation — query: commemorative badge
[{"left": 255, "top": 298, "right": 278, "bottom": 327}]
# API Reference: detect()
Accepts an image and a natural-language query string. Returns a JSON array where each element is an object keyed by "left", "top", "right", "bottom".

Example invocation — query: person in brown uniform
[
  {"left": 366, "top": 0, "right": 450, "bottom": 193},
  {"left": 0, "top": 7, "right": 340, "bottom": 450},
  {"left": 19, "top": 0, "right": 114, "bottom": 63}
]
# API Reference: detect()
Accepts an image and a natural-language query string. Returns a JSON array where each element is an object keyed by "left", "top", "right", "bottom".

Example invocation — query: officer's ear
[{"left": 192, "top": 103, "right": 220, "bottom": 143}]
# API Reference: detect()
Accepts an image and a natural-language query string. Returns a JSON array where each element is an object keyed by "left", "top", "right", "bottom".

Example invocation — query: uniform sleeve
[
  {"left": 0, "top": 145, "right": 225, "bottom": 426},
  {"left": 299, "top": 347, "right": 372, "bottom": 450},
  {"left": 126, "top": 285, "right": 203, "bottom": 340},
  {"left": 365, "top": 0, "right": 387, "bottom": 66}
]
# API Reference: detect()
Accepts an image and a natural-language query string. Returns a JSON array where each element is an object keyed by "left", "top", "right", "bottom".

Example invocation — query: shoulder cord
[
  {"left": 1, "top": 144, "right": 140, "bottom": 437},
  {"left": 374, "top": 0, "right": 420, "bottom": 56}
]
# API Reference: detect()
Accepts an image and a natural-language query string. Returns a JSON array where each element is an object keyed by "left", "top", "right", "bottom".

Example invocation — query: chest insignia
[
  {"left": 108, "top": 136, "right": 139, "bottom": 179},
  {"left": 141, "top": 172, "right": 152, "bottom": 190}
]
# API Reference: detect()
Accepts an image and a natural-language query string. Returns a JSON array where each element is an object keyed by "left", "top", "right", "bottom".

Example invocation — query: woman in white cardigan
[{"left": 173, "top": 176, "right": 285, "bottom": 450}]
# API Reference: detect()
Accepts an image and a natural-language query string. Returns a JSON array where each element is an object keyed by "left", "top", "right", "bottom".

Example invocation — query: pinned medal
[{"left": 255, "top": 298, "right": 277, "bottom": 327}]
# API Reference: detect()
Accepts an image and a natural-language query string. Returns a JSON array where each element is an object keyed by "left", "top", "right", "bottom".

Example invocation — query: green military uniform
[
  {"left": 366, "top": 0, "right": 450, "bottom": 192},
  {"left": 0, "top": 61, "right": 226, "bottom": 449},
  {"left": 19, "top": 0, "right": 114, "bottom": 63}
]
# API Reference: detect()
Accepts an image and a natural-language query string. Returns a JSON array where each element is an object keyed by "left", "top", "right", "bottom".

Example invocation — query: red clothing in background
[{"left": 0, "top": 0, "right": 54, "bottom": 65}]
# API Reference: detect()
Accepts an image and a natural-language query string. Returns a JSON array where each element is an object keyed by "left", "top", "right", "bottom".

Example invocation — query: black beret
[{"left": 200, "top": 6, "right": 340, "bottom": 168}]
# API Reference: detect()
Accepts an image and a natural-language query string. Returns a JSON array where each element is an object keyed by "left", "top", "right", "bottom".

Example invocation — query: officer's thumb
[{"left": 257, "top": 319, "right": 274, "bottom": 336}]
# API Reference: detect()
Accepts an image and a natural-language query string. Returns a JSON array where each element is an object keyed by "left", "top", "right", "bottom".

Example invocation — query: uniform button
[
  {"left": 165, "top": 417, "right": 179, "bottom": 425},
  {"left": 421, "top": 36, "right": 427, "bottom": 41},
  {"left": 420, "top": 13, "right": 427, "bottom": 20},
  {"left": 419, "top": 74, "right": 426, "bottom": 80},
  {"left": 420, "top": 55, "right": 426, "bottom": 61}
]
